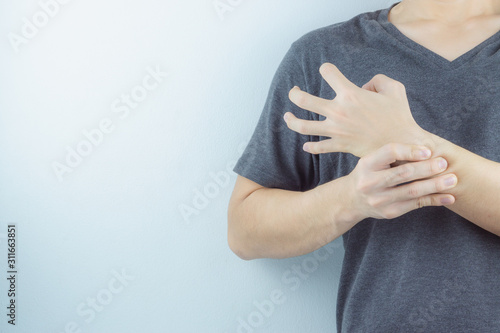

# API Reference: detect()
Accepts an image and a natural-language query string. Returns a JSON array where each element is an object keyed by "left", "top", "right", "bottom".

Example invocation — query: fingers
[
  {"left": 319, "top": 63, "right": 358, "bottom": 94},
  {"left": 303, "top": 138, "right": 339, "bottom": 154},
  {"left": 391, "top": 193, "right": 456, "bottom": 218},
  {"left": 365, "top": 143, "right": 432, "bottom": 170},
  {"left": 361, "top": 81, "right": 375, "bottom": 92},
  {"left": 353, "top": 142, "right": 458, "bottom": 221},
  {"left": 380, "top": 157, "right": 449, "bottom": 188},
  {"left": 361, "top": 74, "right": 407, "bottom": 100},
  {"left": 362, "top": 175, "right": 457, "bottom": 219},
  {"left": 393, "top": 173, "right": 457, "bottom": 201},
  {"left": 379, "top": 193, "right": 456, "bottom": 220},
  {"left": 361, "top": 74, "right": 387, "bottom": 93},
  {"left": 283, "top": 112, "right": 331, "bottom": 137},
  {"left": 288, "top": 86, "right": 332, "bottom": 117}
]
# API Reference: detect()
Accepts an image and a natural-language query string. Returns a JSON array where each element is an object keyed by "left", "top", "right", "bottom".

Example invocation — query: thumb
[
  {"left": 362, "top": 74, "right": 405, "bottom": 99},
  {"left": 361, "top": 81, "right": 376, "bottom": 92}
]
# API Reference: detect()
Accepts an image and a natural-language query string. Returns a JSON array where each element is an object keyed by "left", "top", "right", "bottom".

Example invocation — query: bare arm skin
[
  {"left": 228, "top": 143, "right": 457, "bottom": 260},
  {"left": 227, "top": 174, "right": 354, "bottom": 260},
  {"left": 422, "top": 132, "right": 500, "bottom": 236},
  {"left": 284, "top": 64, "right": 500, "bottom": 237}
]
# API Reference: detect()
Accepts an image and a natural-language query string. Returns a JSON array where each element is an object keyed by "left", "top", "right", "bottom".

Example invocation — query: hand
[
  {"left": 346, "top": 143, "right": 457, "bottom": 220},
  {"left": 284, "top": 63, "right": 431, "bottom": 157}
]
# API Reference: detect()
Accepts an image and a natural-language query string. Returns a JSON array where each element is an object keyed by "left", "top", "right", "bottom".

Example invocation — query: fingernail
[
  {"left": 444, "top": 175, "right": 457, "bottom": 187},
  {"left": 284, "top": 113, "right": 289, "bottom": 121},
  {"left": 439, "top": 158, "right": 447, "bottom": 171},
  {"left": 420, "top": 149, "right": 431, "bottom": 158},
  {"left": 303, "top": 144, "right": 309, "bottom": 152},
  {"left": 441, "top": 197, "right": 454, "bottom": 205}
]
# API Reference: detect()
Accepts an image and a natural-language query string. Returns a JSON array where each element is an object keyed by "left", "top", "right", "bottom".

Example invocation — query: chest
[
  {"left": 392, "top": 20, "right": 500, "bottom": 62},
  {"left": 315, "top": 67, "right": 500, "bottom": 187}
]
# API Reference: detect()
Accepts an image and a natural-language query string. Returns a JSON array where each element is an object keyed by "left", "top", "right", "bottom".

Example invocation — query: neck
[{"left": 391, "top": 0, "right": 500, "bottom": 25}]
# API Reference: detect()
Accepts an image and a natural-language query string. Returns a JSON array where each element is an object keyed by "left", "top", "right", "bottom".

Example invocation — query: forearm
[
  {"left": 228, "top": 176, "right": 359, "bottom": 260},
  {"left": 422, "top": 131, "right": 500, "bottom": 236},
  {"left": 283, "top": 64, "right": 500, "bottom": 235}
]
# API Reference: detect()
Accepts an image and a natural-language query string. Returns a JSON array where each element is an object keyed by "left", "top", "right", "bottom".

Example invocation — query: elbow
[
  {"left": 228, "top": 233, "right": 255, "bottom": 261},
  {"left": 227, "top": 206, "right": 258, "bottom": 261}
]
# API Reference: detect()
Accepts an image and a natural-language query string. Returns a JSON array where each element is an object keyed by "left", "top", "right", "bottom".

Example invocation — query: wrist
[
  {"left": 397, "top": 126, "right": 438, "bottom": 152},
  {"left": 414, "top": 129, "right": 451, "bottom": 158},
  {"left": 371, "top": 124, "right": 432, "bottom": 157},
  {"left": 307, "top": 176, "right": 364, "bottom": 237},
  {"left": 329, "top": 175, "right": 366, "bottom": 227}
]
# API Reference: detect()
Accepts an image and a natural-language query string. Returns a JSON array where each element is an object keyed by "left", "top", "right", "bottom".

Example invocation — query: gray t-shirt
[{"left": 234, "top": 2, "right": 500, "bottom": 332}]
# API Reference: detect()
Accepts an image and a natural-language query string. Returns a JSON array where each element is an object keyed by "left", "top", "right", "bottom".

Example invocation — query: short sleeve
[{"left": 233, "top": 43, "right": 319, "bottom": 192}]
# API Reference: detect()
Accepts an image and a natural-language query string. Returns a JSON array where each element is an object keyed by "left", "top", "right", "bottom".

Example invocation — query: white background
[{"left": 0, "top": 0, "right": 393, "bottom": 332}]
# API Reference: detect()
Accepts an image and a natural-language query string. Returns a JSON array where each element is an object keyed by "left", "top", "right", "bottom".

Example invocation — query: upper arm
[
  {"left": 228, "top": 175, "right": 265, "bottom": 216},
  {"left": 227, "top": 175, "right": 266, "bottom": 258}
]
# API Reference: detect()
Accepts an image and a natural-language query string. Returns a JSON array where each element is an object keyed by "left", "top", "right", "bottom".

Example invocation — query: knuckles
[
  {"left": 383, "top": 164, "right": 413, "bottom": 185},
  {"left": 379, "top": 208, "right": 399, "bottom": 220},
  {"left": 372, "top": 73, "right": 388, "bottom": 81},
  {"left": 414, "top": 197, "right": 428, "bottom": 209},
  {"left": 367, "top": 196, "right": 386, "bottom": 209},
  {"left": 390, "top": 80, "right": 406, "bottom": 92},
  {"left": 382, "top": 142, "right": 400, "bottom": 158},
  {"left": 407, "top": 184, "right": 421, "bottom": 198},
  {"left": 373, "top": 74, "right": 406, "bottom": 93},
  {"left": 354, "top": 176, "right": 372, "bottom": 194},
  {"left": 338, "top": 89, "right": 358, "bottom": 104},
  {"left": 393, "top": 164, "right": 414, "bottom": 180},
  {"left": 428, "top": 160, "right": 441, "bottom": 175}
]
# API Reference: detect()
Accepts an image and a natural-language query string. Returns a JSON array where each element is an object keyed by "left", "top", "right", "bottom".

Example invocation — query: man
[{"left": 228, "top": 0, "right": 500, "bottom": 331}]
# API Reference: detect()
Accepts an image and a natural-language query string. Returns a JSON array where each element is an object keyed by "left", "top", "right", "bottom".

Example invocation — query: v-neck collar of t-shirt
[{"left": 376, "top": 1, "right": 500, "bottom": 70}]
